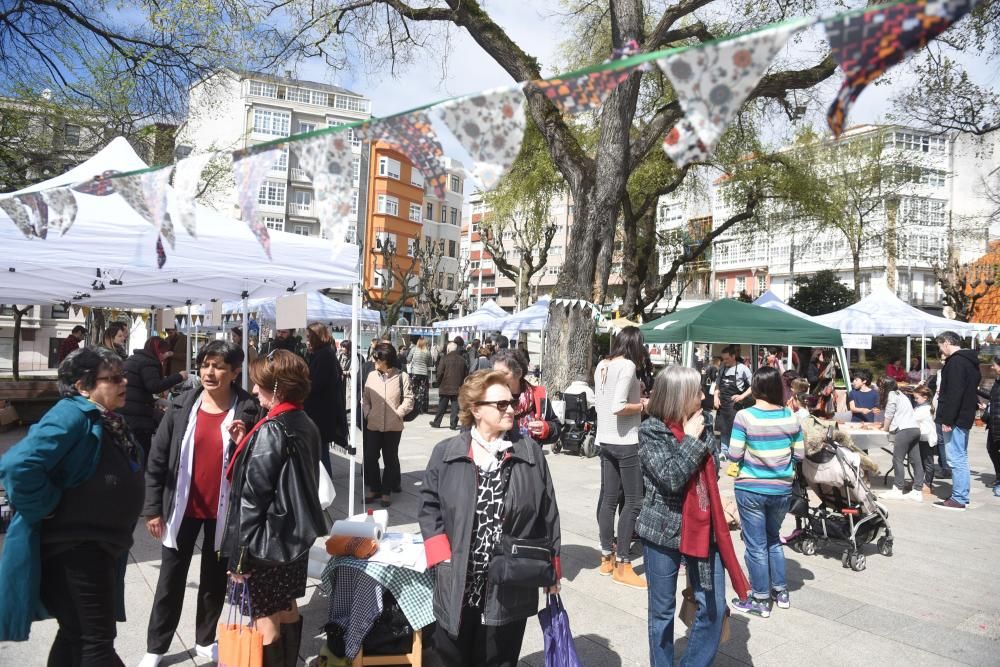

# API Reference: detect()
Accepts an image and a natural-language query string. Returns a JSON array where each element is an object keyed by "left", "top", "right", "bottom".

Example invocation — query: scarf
[
  {"left": 224, "top": 401, "right": 301, "bottom": 481},
  {"left": 470, "top": 427, "right": 513, "bottom": 472},
  {"left": 100, "top": 411, "right": 143, "bottom": 472},
  {"left": 668, "top": 422, "right": 750, "bottom": 598}
]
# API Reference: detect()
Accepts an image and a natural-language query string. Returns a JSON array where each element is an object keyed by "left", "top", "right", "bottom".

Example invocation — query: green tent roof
[{"left": 640, "top": 299, "right": 844, "bottom": 347}]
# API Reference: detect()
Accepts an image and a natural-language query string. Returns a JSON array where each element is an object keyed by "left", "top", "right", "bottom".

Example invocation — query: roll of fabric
[{"left": 325, "top": 534, "right": 379, "bottom": 559}]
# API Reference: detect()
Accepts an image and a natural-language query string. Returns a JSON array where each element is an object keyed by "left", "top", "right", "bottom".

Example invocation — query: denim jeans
[
  {"left": 944, "top": 426, "right": 971, "bottom": 505},
  {"left": 735, "top": 489, "right": 790, "bottom": 599},
  {"left": 936, "top": 423, "right": 950, "bottom": 472},
  {"left": 643, "top": 542, "right": 726, "bottom": 667}
]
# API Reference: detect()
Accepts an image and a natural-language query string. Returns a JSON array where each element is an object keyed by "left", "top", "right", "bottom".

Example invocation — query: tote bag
[
  {"left": 218, "top": 581, "right": 264, "bottom": 667},
  {"left": 538, "top": 595, "right": 582, "bottom": 667}
]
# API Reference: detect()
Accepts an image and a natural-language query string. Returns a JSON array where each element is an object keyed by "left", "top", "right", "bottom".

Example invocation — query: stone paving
[{"left": 2, "top": 413, "right": 999, "bottom": 666}]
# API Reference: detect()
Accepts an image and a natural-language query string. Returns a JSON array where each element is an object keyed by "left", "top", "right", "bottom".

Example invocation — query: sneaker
[
  {"left": 598, "top": 553, "right": 615, "bottom": 576},
  {"left": 993, "top": 484, "right": 1000, "bottom": 498},
  {"left": 195, "top": 643, "right": 218, "bottom": 662},
  {"left": 880, "top": 488, "right": 907, "bottom": 501},
  {"left": 138, "top": 654, "right": 164, "bottom": 667},
  {"left": 933, "top": 499, "right": 966, "bottom": 511},
  {"left": 772, "top": 589, "right": 790, "bottom": 609},
  {"left": 904, "top": 490, "right": 924, "bottom": 502},
  {"left": 612, "top": 561, "right": 647, "bottom": 589},
  {"left": 732, "top": 596, "right": 772, "bottom": 618}
]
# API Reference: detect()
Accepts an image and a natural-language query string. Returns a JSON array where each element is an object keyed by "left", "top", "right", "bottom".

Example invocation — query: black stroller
[
  {"left": 553, "top": 391, "right": 597, "bottom": 457},
  {"left": 786, "top": 427, "right": 894, "bottom": 572}
]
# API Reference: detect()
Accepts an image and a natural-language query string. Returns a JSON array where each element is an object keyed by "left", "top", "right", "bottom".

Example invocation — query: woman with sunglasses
[
  {"left": 120, "top": 336, "right": 188, "bottom": 458},
  {"left": 0, "top": 347, "right": 145, "bottom": 664},
  {"left": 420, "top": 370, "right": 562, "bottom": 666}
]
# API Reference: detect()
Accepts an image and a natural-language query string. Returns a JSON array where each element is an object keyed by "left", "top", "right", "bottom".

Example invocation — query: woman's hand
[
  {"left": 229, "top": 572, "right": 251, "bottom": 583},
  {"left": 683, "top": 411, "right": 705, "bottom": 439},
  {"left": 228, "top": 419, "right": 247, "bottom": 443},
  {"left": 527, "top": 420, "right": 546, "bottom": 437},
  {"left": 546, "top": 584, "right": 561, "bottom": 595},
  {"left": 146, "top": 516, "right": 164, "bottom": 539}
]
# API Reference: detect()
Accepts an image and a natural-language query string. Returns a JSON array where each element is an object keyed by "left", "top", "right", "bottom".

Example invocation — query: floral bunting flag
[
  {"left": 142, "top": 168, "right": 176, "bottom": 248},
  {"left": 155, "top": 236, "right": 167, "bottom": 268},
  {"left": 824, "top": 0, "right": 977, "bottom": 137},
  {"left": 292, "top": 133, "right": 356, "bottom": 250},
  {"left": 357, "top": 112, "right": 451, "bottom": 200},
  {"left": 658, "top": 20, "right": 805, "bottom": 168},
  {"left": 434, "top": 86, "right": 527, "bottom": 190},
  {"left": 72, "top": 170, "right": 120, "bottom": 196},
  {"left": 232, "top": 147, "right": 283, "bottom": 258},
  {"left": 528, "top": 67, "right": 634, "bottom": 114},
  {"left": 41, "top": 188, "right": 79, "bottom": 236},
  {"left": 20, "top": 193, "right": 49, "bottom": 239},
  {"left": 0, "top": 196, "right": 34, "bottom": 238},
  {"left": 172, "top": 152, "right": 214, "bottom": 238}
]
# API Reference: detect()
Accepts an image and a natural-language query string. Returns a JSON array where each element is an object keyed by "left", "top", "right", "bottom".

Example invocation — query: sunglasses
[
  {"left": 96, "top": 373, "right": 126, "bottom": 384},
  {"left": 475, "top": 399, "right": 515, "bottom": 412}
]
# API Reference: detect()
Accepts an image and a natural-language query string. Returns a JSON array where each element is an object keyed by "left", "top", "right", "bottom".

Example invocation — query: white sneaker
[
  {"left": 195, "top": 643, "right": 218, "bottom": 661},
  {"left": 137, "top": 654, "right": 163, "bottom": 667},
  {"left": 880, "top": 488, "right": 907, "bottom": 500},
  {"left": 905, "top": 490, "right": 924, "bottom": 502}
]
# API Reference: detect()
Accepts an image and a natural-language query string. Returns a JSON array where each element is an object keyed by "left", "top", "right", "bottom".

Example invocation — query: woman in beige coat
[{"left": 362, "top": 341, "right": 415, "bottom": 507}]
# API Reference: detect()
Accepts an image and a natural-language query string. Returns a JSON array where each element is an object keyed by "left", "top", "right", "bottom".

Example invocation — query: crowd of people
[{"left": 1, "top": 320, "right": 995, "bottom": 666}]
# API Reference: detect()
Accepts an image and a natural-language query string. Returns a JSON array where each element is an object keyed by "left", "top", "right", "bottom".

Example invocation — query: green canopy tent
[{"left": 640, "top": 299, "right": 849, "bottom": 384}]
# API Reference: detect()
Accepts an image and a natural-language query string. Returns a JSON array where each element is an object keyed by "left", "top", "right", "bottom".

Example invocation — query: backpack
[{"left": 397, "top": 373, "right": 419, "bottom": 422}]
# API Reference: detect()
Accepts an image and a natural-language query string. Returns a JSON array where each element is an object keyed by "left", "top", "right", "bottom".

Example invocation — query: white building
[
  {"left": 419, "top": 156, "right": 466, "bottom": 309},
  {"left": 1, "top": 304, "right": 86, "bottom": 376},
  {"left": 178, "top": 69, "right": 372, "bottom": 240}
]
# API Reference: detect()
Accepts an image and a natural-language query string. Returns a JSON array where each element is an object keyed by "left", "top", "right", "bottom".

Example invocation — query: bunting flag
[
  {"left": 824, "top": 0, "right": 977, "bottom": 136},
  {"left": 71, "top": 170, "right": 120, "bottom": 197},
  {"left": 434, "top": 86, "right": 527, "bottom": 190},
  {"left": 357, "top": 112, "right": 451, "bottom": 199},
  {"left": 0, "top": 196, "right": 35, "bottom": 238},
  {"left": 21, "top": 193, "right": 49, "bottom": 239},
  {"left": 528, "top": 67, "right": 635, "bottom": 114},
  {"left": 292, "top": 133, "right": 356, "bottom": 248},
  {"left": 172, "top": 152, "right": 214, "bottom": 238},
  {"left": 658, "top": 20, "right": 806, "bottom": 167},
  {"left": 232, "top": 147, "right": 283, "bottom": 258},
  {"left": 143, "top": 168, "right": 176, "bottom": 248},
  {"left": 41, "top": 188, "right": 79, "bottom": 236}
]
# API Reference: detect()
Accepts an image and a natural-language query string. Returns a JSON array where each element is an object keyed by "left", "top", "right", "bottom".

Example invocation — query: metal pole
[
  {"left": 349, "top": 282, "right": 360, "bottom": 519},
  {"left": 921, "top": 336, "right": 927, "bottom": 383},
  {"left": 241, "top": 291, "right": 249, "bottom": 391},
  {"left": 905, "top": 335, "right": 911, "bottom": 376},
  {"left": 185, "top": 301, "right": 193, "bottom": 374}
]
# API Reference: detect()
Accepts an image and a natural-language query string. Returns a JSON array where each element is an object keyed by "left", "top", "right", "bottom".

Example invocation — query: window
[
  {"left": 407, "top": 237, "right": 417, "bottom": 256},
  {"left": 257, "top": 180, "right": 285, "bottom": 207},
  {"left": 293, "top": 225, "right": 310, "bottom": 236},
  {"left": 252, "top": 108, "right": 290, "bottom": 136},
  {"left": 448, "top": 240, "right": 457, "bottom": 258},
  {"left": 440, "top": 206, "right": 447, "bottom": 224},
  {"left": 450, "top": 175, "right": 461, "bottom": 193},
  {"left": 425, "top": 203, "right": 434, "bottom": 220},
  {"left": 409, "top": 203, "right": 422, "bottom": 222},
  {"left": 50, "top": 303, "right": 70, "bottom": 319},
  {"left": 352, "top": 158, "right": 361, "bottom": 185},
  {"left": 374, "top": 231, "right": 397, "bottom": 252},
  {"left": 292, "top": 190, "right": 311, "bottom": 206},
  {"left": 450, "top": 207, "right": 458, "bottom": 226},
  {"left": 249, "top": 80, "right": 277, "bottom": 98},
  {"left": 735, "top": 277, "right": 746, "bottom": 294},
  {"left": 481, "top": 258, "right": 493, "bottom": 269},
  {"left": 447, "top": 275, "right": 455, "bottom": 290},
  {"left": 376, "top": 194, "right": 399, "bottom": 216},
  {"left": 271, "top": 145, "right": 289, "bottom": 172},
  {"left": 470, "top": 260, "right": 480, "bottom": 270},
  {"left": 298, "top": 121, "right": 317, "bottom": 134},
  {"left": 263, "top": 216, "right": 285, "bottom": 231},
  {"left": 378, "top": 157, "right": 401, "bottom": 179},
  {"left": 411, "top": 169, "right": 425, "bottom": 188},
  {"left": 64, "top": 124, "right": 81, "bottom": 147},
  {"left": 893, "top": 131, "right": 946, "bottom": 154},
  {"left": 756, "top": 274, "right": 767, "bottom": 296},
  {"left": 716, "top": 278, "right": 726, "bottom": 298},
  {"left": 334, "top": 95, "right": 369, "bottom": 113},
  {"left": 327, "top": 120, "right": 361, "bottom": 148},
  {"left": 549, "top": 245, "right": 563, "bottom": 256},
  {"left": 351, "top": 190, "right": 359, "bottom": 216}
]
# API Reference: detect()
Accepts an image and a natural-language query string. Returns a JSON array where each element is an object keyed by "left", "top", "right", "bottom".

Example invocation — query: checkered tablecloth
[{"left": 320, "top": 556, "right": 436, "bottom": 630}]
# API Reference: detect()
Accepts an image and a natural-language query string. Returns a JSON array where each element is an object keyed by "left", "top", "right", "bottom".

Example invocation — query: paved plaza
[{"left": 2, "top": 413, "right": 999, "bottom": 666}]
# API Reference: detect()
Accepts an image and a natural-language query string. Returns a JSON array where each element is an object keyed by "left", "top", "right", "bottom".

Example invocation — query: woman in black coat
[
  {"left": 304, "top": 323, "right": 348, "bottom": 474},
  {"left": 121, "top": 336, "right": 187, "bottom": 457}
]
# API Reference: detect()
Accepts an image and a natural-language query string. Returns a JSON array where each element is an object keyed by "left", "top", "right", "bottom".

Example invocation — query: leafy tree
[
  {"left": 787, "top": 270, "right": 855, "bottom": 315},
  {"left": 736, "top": 290, "right": 754, "bottom": 303}
]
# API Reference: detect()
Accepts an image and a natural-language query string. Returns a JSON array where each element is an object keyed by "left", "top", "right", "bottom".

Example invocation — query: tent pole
[
  {"left": 837, "top": 347, "right": 851, "bottom": 391},
  {"left": 185, "top": 301, "right": 193, "bottom": 374},
  {"left": 905, "top": 336, "right": 911, "bottom": 374},
  {"left": 787, "top": 345, "right": 794, "bottom": 372},
  {"left": 241, "top": 292, "right": 249, "bottom": 391},
  {"left": 921, "top": 336, "right": 927, "bottom": 382},
  {"left": 349, "top": 282, "right": 360, "bottom": 519}
]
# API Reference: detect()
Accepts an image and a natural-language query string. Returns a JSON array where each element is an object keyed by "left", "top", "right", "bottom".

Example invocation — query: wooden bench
[{"left": 0, "top": 381, "right": 60, "bottom": 425}]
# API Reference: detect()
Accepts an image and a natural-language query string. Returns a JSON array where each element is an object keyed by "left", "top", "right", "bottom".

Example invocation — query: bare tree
[
  {"left": 4, "top": 305, "right": 33, "bottom": 380},
  {"left": 362, "top": 240, "right": 420, "bottom": 335},
  {"left": 934, "top": 257, "right": 998, "bottom": 322},
  {"left": 412, "top": 236, "right": 471, "bottom": 323}
]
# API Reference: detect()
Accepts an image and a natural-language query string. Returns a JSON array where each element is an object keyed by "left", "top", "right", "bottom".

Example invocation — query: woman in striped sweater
[{"left": 727, "top": 366, "right": 805, "bottom": 618}]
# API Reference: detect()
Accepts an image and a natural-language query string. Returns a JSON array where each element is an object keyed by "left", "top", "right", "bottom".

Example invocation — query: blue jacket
[{"left": 0, "top": 396, "right": 104, "bottom": 641}]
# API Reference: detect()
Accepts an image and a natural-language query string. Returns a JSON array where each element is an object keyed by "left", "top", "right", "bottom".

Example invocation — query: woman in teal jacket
[{"left": 0, "top": 347, "right": 145, "bottom": 665}]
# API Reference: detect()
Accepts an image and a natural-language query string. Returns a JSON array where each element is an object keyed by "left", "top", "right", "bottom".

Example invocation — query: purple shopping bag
[{"left": 538, "top": 594, "right": 582, "bottom": 667}]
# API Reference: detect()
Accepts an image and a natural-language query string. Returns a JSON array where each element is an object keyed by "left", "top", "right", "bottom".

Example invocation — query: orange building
[{"left": 362, "top": 140, "right": 426, "bottom": 306}]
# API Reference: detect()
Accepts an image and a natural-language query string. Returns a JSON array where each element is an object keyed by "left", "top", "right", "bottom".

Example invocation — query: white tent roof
[
  {"left": 432, "top": 300, "right": 508, "bottom": 330},
  {"left": 752, "top": 290, "right": 814, "bottom": 320},
  {"left": 812, "top": 286, "right": 980, "bottom": 337},
  {"left": 218, "top": 292, "right": 380, "bottom": 326},
  {"left": 485, "top": 296, "right": 551, "bottom": 337},
  {"left": 0, "top": 138, "right": 359, "bottom": 307}
]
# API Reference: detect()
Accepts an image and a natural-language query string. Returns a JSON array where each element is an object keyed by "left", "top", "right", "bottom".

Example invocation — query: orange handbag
[{"left": 218, "top": 581, "right": 264, "bottom": 667}]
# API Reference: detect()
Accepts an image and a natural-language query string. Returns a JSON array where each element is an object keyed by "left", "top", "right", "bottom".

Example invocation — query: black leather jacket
[
  {"left": 221, "top": 409, "right": 327, "bottom": 573},
  {"left": 419, "top": 430, "right": 561, "bottom": 636}
]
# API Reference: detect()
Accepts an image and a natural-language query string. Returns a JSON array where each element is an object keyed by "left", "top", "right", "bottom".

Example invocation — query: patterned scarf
[{"left": 101, "top": 410, "right": 143, "bottom": 472}]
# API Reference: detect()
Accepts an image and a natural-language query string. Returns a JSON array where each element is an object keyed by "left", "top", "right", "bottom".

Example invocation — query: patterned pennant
[
  {"left": 41, "top": 188, "right": 79, "bottom": 236},
  {"left": 528, "top": 68, "right": 634, "bottom": 114},
  {"left": 658, "top": 20, "right": 804, "bottom": 167},
  {"left": 172, "top": 152, "right": 214, "bottom": 238},
  {"left": 824, "top": 0, "right": 977, "bottom": 136},
  {"left": 232, "top": 147, "right": 283, "bottom": 258},
  {"left": 292, "top": 133, "right": 356, "bottom": 249},
  {"left": 0, "top": 196, "right": 34, "bottom": 238},
  {"left": 156, "top": 236, "right": 167, "bottom": 268},
  {"left": 20, "top": 193, "right": 49, "bottom": 239},
  {"left": 72, "top": 170, "right": 120, "bottom": 196},
  {"left": 143, "top": 167, "right": 175, "bottom": 247},
  {"left": 114, "top": 174, "right": 157, "bottom": 226},
  {"left": 357, "top": 112, "right": 451, "bottom": 200},
  {"left": 434, "top": 86, "right": 527, "bottom": 190}
]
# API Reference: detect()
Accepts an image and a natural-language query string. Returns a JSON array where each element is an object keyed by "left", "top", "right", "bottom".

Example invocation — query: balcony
[
  {"left": 289, "top": 202, "right": 314, "bottom": 217},
  {"left": 290, "top": 168, "right": 311, "bottom": 183}
]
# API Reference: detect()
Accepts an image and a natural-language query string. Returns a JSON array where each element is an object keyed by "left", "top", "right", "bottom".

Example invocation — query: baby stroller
[
  {"left": 786, "top": 426, "right": 893, "bottom": 572},
  {"left": 553, "top": 390, "right": 597, "bottom": 457}
]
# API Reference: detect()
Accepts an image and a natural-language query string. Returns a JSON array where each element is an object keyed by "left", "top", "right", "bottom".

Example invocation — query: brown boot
[
  {"left": 599, "top": 553, "right": 615, "bottom": 576},
  {"left": 922, "top": 484, "right": 934, "bottom": 497},
  {"left": 612, "top": 561, "right": 647, "bottom": 589}
]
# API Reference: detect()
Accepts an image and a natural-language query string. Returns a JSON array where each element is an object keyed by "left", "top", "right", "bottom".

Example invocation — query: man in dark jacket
[
  {"left": 261, "top": 328, "right": 307, "bottom": 359},
  {"left": 304, "top": 323, "right": 348, "bottom": 473},
  {"left": 465, "top": 339, "right": 480, "bottom": 372},
  {"left": 140, "top": 341, "right": 259, "bottom": 666},
  {"left": 57, "top": 324, "right": 86, "bottom": 361},
  {"left": 121, "top": 337, "right": 187, "bottom": 457},
  {"left": 933, "top": 331, "right": 981, "bottom": 511},
  {"left": 431, "top": 342, "right": 468, "bottom": 429}
]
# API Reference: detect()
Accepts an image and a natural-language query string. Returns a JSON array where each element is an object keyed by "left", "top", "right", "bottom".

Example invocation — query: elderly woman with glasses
[
  {"left": 0, "top": 347, "right": 145, "bottom": 664},
  {"left": 420, "top": 370, "right": 562, "bottom": 667}
]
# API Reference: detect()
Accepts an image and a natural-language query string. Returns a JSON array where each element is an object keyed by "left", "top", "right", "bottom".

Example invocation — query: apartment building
[
  {"left": 463, "top": 194, "right": 498, "bottom": 308},
  {"left": 653, "top": 183, "right": 715, "bottom": 309},
  {"left": 178, "top": 69, "right": 372, "bottom": 240},
  {"left": 419, "top": 157, "right": 466, "bottom": 313},
  {"left": 710, "top": 124, "right": 998, "bottom": 308}
]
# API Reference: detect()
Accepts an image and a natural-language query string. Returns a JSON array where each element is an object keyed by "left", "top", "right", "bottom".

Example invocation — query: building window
[
  {"left": 449, "top": 207, "right": 458, "bottom": 226},
  {"left": 333, "top": 95, "right": 369, "bottom": 113},
  {"left": 448, "top": 240, "right": 457, "bottom": 258},
  {"left": 257, "top": 180, "right": 285, "bottom": 207},
  {"left": 293, "top": 225, "right": 310, "bottom": 236},
  {"left": 409, "top": 203, "right": 422, "bottom": 222},
  {"left": 407, "top": 237, "right": 416, "bottom": 256},
  {"left": 249, "top": 80, "right": 278, "bottom": 98},
  {"left": 425, "top": 203, "right": 433, "bottom": 220},
  {"left": 440, "top": 206, "right": 447, "bottom": 224},
  {"left": 49, "top": 303, "right": 70, "bottom": 319},
  {"left": 481, "top": 258, "right": 493, "bottom": 270},
  {"left": 352, "top": 158, "right": 361, "bottom": 185},
  {"left": 298, "top": 121, "right": 317, "bottom": 134},
  {"left": 376, "top": 194, "right": 399, "bottom": 216},
  {"left": 447, "top": 275, "right": 455, "bottom": 290},
  {"left": 716, "top": 278, "right": 726, "bottom": 298},
  {"left": 378, "top": 157, "right": 401, "bottom": 179},
  {"left": 756, "top": 274, "right": 767, "bottom": 295},
  {"left": 736, "top": 276, "right": 746, "bottom": 294},
  {"left": 263, "top": 216, "right": 284, "bottom": 231},
  {"left": 252, "top": 108, "right": 290, "bottom": 136},
  {"left": 64, "top": 124, "right": 81, "bottom": 147},
  {"left": 351, "top": 190, "right": 359, "bottom": 216},
  {"left": 374, "top": 231, "right": 397, "bottom": 252},
  {"left": 411, "top": 169, "right": 424, "bottom": 188},
  {"left": 549, "top": 245, "right": 563, "bottom": 256},
  {"left": 291, "top": 190, "right": 311, "bottom": 214},
  {"left": 271, "top": 145, "right": 289, "bottom": 172},
  {"left": 327, "top": 120, "right": 361, "bottom": 148},
  {"left": 450, "top": 175, "right": 461, "bottom": 193}
]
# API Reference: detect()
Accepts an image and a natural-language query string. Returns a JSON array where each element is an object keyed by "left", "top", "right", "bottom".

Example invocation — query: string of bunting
[{"left": 0, "top": 0, "right": 978, "bottom": 267}]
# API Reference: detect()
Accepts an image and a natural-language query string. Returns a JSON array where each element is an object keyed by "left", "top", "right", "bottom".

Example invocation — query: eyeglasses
[
  {"left": 475, "top": 399, "right": 515, "bottom": 412},
  {"left": 96, "top": 373, "right": 126, "bottom": 384}
]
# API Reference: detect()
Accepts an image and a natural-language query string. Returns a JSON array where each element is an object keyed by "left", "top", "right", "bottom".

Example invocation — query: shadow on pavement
[
  {"left": 557, "top": 543, "right": 601, "bottom": 582},
  {"left": 519, "top": 633, "right": 623, "bottom": 667}
]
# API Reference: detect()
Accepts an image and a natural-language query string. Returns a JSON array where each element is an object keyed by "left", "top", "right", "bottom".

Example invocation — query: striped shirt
[{"left": 728, "top": 406, "right": 804, "bottom": 495}]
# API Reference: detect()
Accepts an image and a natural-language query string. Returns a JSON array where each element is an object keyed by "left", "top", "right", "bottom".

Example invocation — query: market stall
[{"left": 431, "top": 299, "right": 508, "bottom": 332}]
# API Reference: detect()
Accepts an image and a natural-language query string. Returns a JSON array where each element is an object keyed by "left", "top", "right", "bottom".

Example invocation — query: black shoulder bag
[{"left": 487, "top": 461, "right": 557, "bottom": 588}]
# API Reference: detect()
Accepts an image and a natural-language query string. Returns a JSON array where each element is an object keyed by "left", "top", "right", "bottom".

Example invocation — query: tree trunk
[
  {"left": 852, "top": 249, "right": 862, "bottom": 301},
  {"left": 11, "top": 306, "right": 30, "bottom": 381},
  {"left": 517, "top": 261, "right": 531, "bottom": 311}
]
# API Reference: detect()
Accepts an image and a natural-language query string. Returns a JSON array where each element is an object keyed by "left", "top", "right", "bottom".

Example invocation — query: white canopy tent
[
  {"left": 213, "top": 292, "right": 380, "bottom": 328},
  {"left": 484, "top": 296, "right": 552, "bottom": 337},
  {"left": 432, "top": 299, "right": 508, "bottom": 330},
  {"left": 753, "top": 290, "right": 813, "bottom": 320}
]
